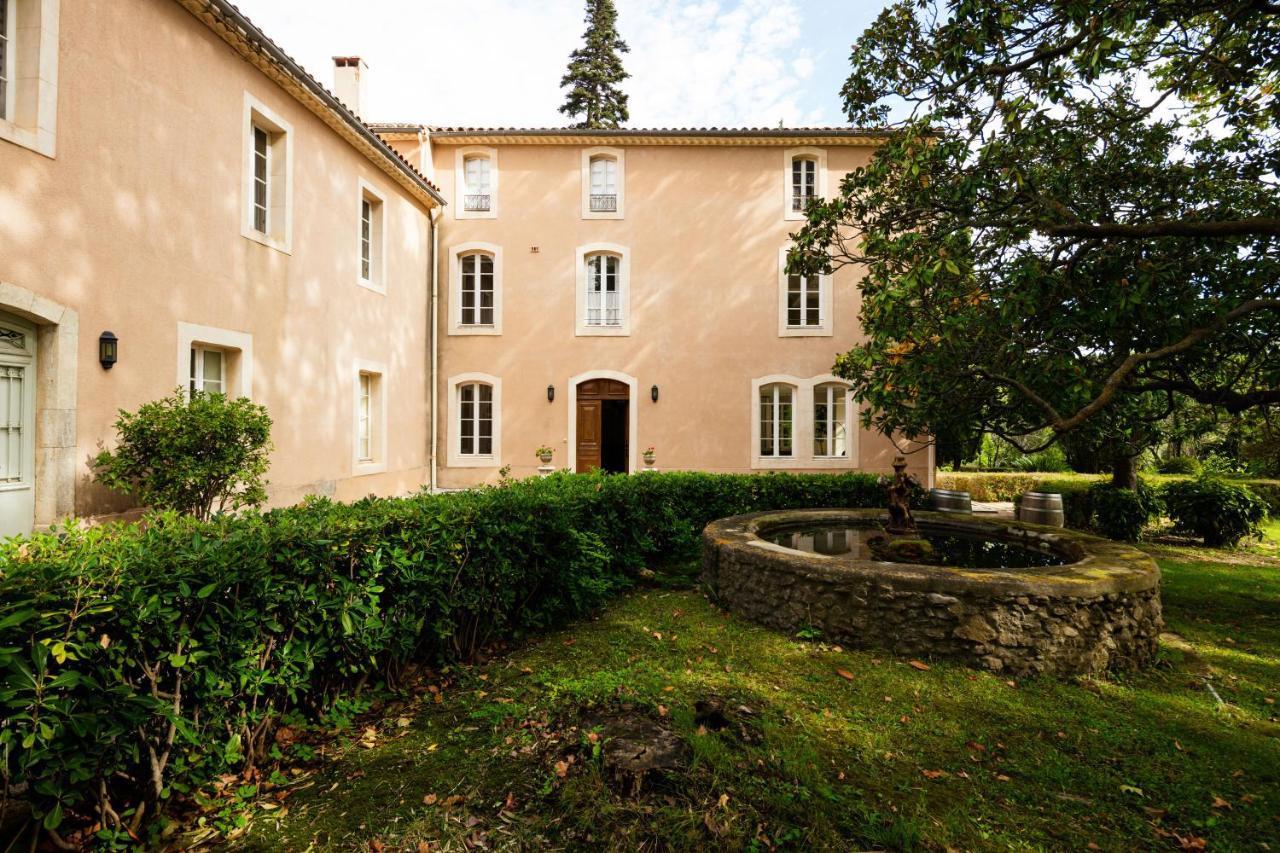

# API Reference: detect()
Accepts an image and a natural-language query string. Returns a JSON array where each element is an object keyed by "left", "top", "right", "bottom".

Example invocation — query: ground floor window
[
  {"left": 759, "top": 383, "right": 795, "bottom": 458},
  {"left": 459, "top": 382, "right": 494, "bottom": 457},
  {"left": 813, "top": 383, "right": 848, "bottom": 458},
  {"left": 189, "top": 346, "right": 225, "bottom": 395}
]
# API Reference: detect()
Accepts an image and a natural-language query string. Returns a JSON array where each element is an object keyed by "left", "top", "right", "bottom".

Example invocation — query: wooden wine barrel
[
  {"left": 1019, "top": 492, "right": 1065, "bottom": 527},
  {"left": 931, "top": 488, "right": 972, "bottom": 515}
]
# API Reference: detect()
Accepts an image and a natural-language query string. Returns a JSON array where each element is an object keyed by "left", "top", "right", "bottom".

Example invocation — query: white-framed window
[
  {"left": 813, "top": 383, "right": 849, "bottom": 458},
  {"left": 176, "top": 323, "right": 253, "bottom": 400},
  {"left": 448, "top": 242, "right": 503, "bottom": 335},
  {"left": 0, "top": 0, "right": 59, "bottom": 157},
  {"left": 751, "top": 375, "right": 857, "bottom": 469},
  {"left": 242, "top": 94, "right": 293, "bottom": 252},
  {"left": 454, "top": 147, "right": 498, "bottom": 219},
  {"left": 758, "top": 383, "right": 795, "bottom": 459},
  {"left": 575, "top": 243, "right": 631, "bottom": 336},
  {"left": 447, "top": 373, "right": 502, "bottom": 468},
  {"left": 782, "top": 147, "right": 827, "bottom": 221},
  {"left": 581, "top": 147, "right": 625, "bottom": 219},
  {"left": 777, "top": 248, "right": 833, "bottom": 337},
  {"left": 189, "top": 346, "right": 226, "bottom": 395},
  {"left": 352, "top": 360, "right": 387, "bottom": 473},
  {"left": 357, "top": 179, "right": 386, "bottom": 292}
]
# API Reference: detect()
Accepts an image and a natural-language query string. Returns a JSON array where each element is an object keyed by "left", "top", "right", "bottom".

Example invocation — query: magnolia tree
[{"left": 790, "top": 0, "right": 1280, "bottom": 486}]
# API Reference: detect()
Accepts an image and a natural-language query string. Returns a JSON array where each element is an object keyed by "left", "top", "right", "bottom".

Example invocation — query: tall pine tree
[{"left": 559, "top": 0, "right": 630, "bottom": 129}]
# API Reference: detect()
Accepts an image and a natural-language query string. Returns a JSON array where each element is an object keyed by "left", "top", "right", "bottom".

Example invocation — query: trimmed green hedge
[{"left": 0, "top": 471, "right": 899, "bottom": 842}]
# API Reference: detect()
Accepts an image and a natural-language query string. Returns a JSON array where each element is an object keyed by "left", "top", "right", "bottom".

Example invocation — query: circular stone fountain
[{"left": 701, "top": 509, "right": 1163, "bottom": 677}]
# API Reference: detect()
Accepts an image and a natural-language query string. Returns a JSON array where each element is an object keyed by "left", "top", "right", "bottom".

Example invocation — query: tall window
[
  {"left": 0, "top": 0, "right": 12, "bottom": 122},
  {"left": 358, "top": 184, "right": 385, "bottom": 290},
  {"left": 463, "top": 156, "right": 491, "bottom": 211},
  {"left": 458, "top": 382, "right": 494, "bottom": 457},
  {"left": 357, "top": 372, "right": 373, "bottom": 462},
  {"left": 360, "top": 198, "right": 372, "bottom": 279},
  {"left": 189, "top": 347, "right": 225, "bottom": 395},
  {"left": 460, "top": 253, "right": 495, "bottom": 326},
  {"left": 787, "top": 274, "right": 822, "bottom": 327},
  {"left": 585, "top": 254, "right": 621, "bottom": 327},
  {"left": 759, "top": 384, "right": 794, "bottom": 458},
  {"left": 791, "top": 157, "right": 817, "bottom": 212},
  {"left": 252, "top": 125, "right": 270, "bottom": 234},
  {"left": 589, "top": 156, "right": 618, "bottom": 212},
  {"left": 813, "top": 384, "right": 848, "bottom": 458}
]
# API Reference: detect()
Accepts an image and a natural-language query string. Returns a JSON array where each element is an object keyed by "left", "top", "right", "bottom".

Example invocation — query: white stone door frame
[{"left": 566, "top": 369, "right": 639, "bottom": 475}]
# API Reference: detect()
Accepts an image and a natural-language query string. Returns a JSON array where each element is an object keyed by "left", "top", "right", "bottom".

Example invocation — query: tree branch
[{"left": 1043, "top": 217, "right": 1280, "bottom": 239}]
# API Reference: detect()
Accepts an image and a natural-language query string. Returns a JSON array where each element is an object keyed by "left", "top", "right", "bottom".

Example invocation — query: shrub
[
  {"left": 1088, "top": 480, "right": 1160, "bottom": 541},
  {"left": 1158, "top": 456, "right": 1202, "bottom": 476},
  {"left": 1162, "top": 477, "right": 1267, "bottom": 547},
  {"left": 0, "top": 470, "right": 898, "bottom": 841},
  {"left": 92, "top": 391, "right": 273, "bottom": 520}
]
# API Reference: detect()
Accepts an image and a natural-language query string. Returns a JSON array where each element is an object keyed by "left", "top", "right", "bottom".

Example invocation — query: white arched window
[
  {"left": 791, "top": 156, "right": 817, "bottom": 212},
  {"left": 589, "top": 156, "right": 618, "bottom": 211},
  {"left": 585, "top": 253, "right": 620, "bottom": 327},
  {"left": 782, "top": 147, "right": 827, "bottom": 221},
  {"left": 455, "top": 147, "right": 498, "bottom": 219},
  {"left": 813, "top": 383, "right": 849, "bottom": 458},
  {"left": 581, "top": 147, "right": 625, "bottom": 219},
  {"left": 459, "top": 381, "right": 494, "bottom": 457},
  {"left": 758, "top": 383, "right": 795, "bottom": 458},
  {"left": 459, "top": 253, "right": 495, "bottom": 326},
  {"left": 449, "top": 243, "right": 503, "bottom": 335}
]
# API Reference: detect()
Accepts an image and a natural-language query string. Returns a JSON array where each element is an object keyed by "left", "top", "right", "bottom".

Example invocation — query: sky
[{"left": 228, "top": 0, "right": 893, "bottom": 128}]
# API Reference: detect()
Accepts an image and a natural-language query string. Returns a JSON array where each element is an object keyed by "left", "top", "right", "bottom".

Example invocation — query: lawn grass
[{"left": 230, "top": 542, "right": 1280, "bottom": 851}]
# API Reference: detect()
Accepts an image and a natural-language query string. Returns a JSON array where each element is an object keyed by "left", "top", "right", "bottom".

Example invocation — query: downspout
[{"left": 429, "top": 205, "right": 440, "bottom": 492}]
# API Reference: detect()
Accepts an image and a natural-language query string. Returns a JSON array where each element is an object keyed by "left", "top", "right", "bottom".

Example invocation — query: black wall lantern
[
  {"left": 650, "top": 384, "right": 659, "bottom": 403},
  {"left": 98, "top": 331, "right": 118, "bottom": 370},
  {"left": 546, "top": 384, "right": 555, "bottom": 403}
]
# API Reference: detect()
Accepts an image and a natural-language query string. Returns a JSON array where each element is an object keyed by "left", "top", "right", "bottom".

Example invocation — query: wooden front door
[{"left": 576, "top": 379, "right": 629, "bottom": 474}]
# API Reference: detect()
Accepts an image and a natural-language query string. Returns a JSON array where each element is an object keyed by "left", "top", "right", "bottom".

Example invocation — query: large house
[{"left": 0, "top": 0, "right": 933, "bottom": 536}]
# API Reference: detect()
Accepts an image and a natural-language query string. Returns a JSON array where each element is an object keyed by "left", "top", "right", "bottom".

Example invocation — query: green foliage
[
  {"left": 92, "top": 390, "right": 273, "bottom": 520},
  {"left": 1089, "top": 481, "right": 1161, "bottom": 542},
  {"left": 1163, "top": 478, "right": 1266, "bottom": 547},
  {"left": 789, "top": 1, "right": 1280, "bottom": 467},
  {"left": 1158, "top": 456, "right": 1202, "bottom": 476},
  {"left": 0, "top": 470, "right": 896, "bottom": 838},
  {"left": 559, "top": 0, "right": 629, "bottom": 129}
]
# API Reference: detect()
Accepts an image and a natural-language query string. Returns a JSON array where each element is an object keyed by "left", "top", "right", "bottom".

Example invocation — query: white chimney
[{"left": 333, "top": 56, "right": 368, "bottom": 118}]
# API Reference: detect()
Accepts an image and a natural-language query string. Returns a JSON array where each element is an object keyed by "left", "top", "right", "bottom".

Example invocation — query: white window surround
[
  {"left": 453, "top": 146, "right": 498, "bottom": 220},
  {"left": 575, "top": 243, "right": 631, "bottom": 337},
  {"left": 777, "top": 247, "right": 833, "bottom": 337},
  {"left": 566, "top": 369, "right": 639, "bottom": 474},
  {"left": 241, "top": 93, "right": 293, "bottom": 253},
  {"left": 750, "top": 374, "right": 857, "bottom": 470},
  {"left": 176, "top": 323, "right": 253, "bottom": 399},
  {"left": 356, "top": 178, "right": 387, "bottom": 293},
  {"left": 580, "top": 146, "right": 625, "bottom": 220},
  {"left": 782, "top": 146, "right": 827, "bottom": 222},
  {"left": 447, "top": 372, "right": 502, "bottom": 468},
  {"left": 0, "top": 0, "right": 58, "bottom": 158},
  {"left": 352, "top": 359, "right": 388, "bottom": 475},
  {"left": 448, "top": 242, "right": 503, "bottom": 335}
]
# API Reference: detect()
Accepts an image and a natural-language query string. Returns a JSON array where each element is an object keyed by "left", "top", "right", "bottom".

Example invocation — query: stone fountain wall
[{"left": 702, "top": 510, "right": 1163, "bottom": 677}]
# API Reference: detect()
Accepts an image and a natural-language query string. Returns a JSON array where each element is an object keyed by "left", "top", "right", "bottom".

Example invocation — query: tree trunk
[{"left": 1111, "top": 454, "right": 1138, "bottom": 489}]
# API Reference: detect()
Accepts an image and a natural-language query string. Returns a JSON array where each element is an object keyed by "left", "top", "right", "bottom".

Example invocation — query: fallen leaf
[
  {"left": 663, "top": 685, "right": 675, "bottom": 692},
  {"left": 657, "top": 704, "right": 668, "bottom": 717},
  {"left": 369, "top": 840, "right": 384, "bottom": 852},
  {"left": 908, "top": 660, "right": 931, "bottom": 671},
  {"left": 423, "top": 793, "right": 438, "bottom": 806},
  {"left": 922, "top": 769, "right": 948, "bottom": 779},
  {"left": 1210, "top": 795, "right": 1232, "bottom": 810},
  {"left": 397, "top": 717, "right": 412, "bottom": 728},
  {"left": 836, "top": 669, "right": 855, "bottom": 681},
  {"left": 1087, "top": 843, "right": 1101, "bottom": 851},
  {"left": 417, "top": 843, "right": 432, "bottom": 853},
  {"left": 717, "top": 793, "right": 730, "bottom": 808},
  {"left": 966, "top": 741, "right": 986, "bottom": 752},
  {"left": 554, "top": 761, "right": 569, "bottom": 778},
  {"left": 696, "top": 725, "right": 708, "bottom": 736},
  {"left": 996, "top": 774, "right": 1011, "bottom": 782}
]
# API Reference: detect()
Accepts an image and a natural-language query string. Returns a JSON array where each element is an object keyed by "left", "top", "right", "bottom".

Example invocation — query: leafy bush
[
  {"left": 1162, "top": 477, "right": 1267, "bottom": 547},
  {"left": 1088, "top": 480, "right": 1161, "bottom": 541},
  {"left": 92, "top": 391, "right": 273, "bottom": 520},
  {"left": 0, "top": 470, "right": 899, "bottom": 841},
  {"left": 1157, "top": 456, "right": 1202, "bottom": 476}
]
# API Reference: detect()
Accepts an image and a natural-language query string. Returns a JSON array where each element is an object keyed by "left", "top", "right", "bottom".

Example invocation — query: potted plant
[
  {"left": 642, "top": 446, "right": 656, "bottom": 467},
  {"left": 536, "top": 445, "right": 555, "bottom": 465}
]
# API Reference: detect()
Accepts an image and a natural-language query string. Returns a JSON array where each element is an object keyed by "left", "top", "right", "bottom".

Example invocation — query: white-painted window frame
[
  {"left": 575, "top": 243, "right": 631, "bottom": 336},
  {"left": 241, "top": 93, "right": 293, "bottom": 253},
  {"left": 356, "top": 178, "right": 387, "bottom": 293},
  {"left": 352, "top": 359, "right": 387, "bottom": 474},
  {"left": 448, "top": 242, "right": 503, "bottom": 335},
  {"left": 189, "top": 346, "right": 226, "bottom": 396},
  {"left": 580, "top": 146, "right": 625, "bottom": 219},
  {"left": 751, "top": 374, "right": 857, "bottom": 470},
  {"left": 447, "top": 373, "right": 502, "bottom": 468},
  {"left": 782, "top": 146, "right": 827, "bottom": 221},
  {"left": 812, "top": 381, "right": 850, "bottom": 459},
  {"left": 777, "top": 247, "right": 833, "bottom": 337},
  {"left": 0, "top": 0, "right": 59, "bottom": 158},
  {"left": 176, "top": 323, "right": 253, "bottom": 400},
  {"left": 0, "top": 0, "right": 14, "bottom": 125},
  {"left": 454, "top": 146, "right": 498, "bottom": 220}
]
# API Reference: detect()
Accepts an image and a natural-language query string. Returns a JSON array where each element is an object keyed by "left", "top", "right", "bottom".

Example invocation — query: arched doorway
[
  {"left": 0, "top": 311, "right": 37, "bottom": 536},
  {"left": 575, "top": 378, "right": 630, "bottom": 474}
]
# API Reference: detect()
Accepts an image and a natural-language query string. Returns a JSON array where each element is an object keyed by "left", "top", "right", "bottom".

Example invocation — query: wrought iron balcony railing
[
  {"left": 464, "top": 194, "right": 491, "bottom": 212},
  {"left": 590, "top": 193, "right": 618, "bottom": 212}
]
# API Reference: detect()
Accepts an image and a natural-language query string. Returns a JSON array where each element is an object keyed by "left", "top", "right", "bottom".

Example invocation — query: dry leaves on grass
[
  {"left": 908, "top": 660, "right": 931, "bottom": 671},
  {"left": 835, "top": 669, "right": 855, "bottom": 681}
]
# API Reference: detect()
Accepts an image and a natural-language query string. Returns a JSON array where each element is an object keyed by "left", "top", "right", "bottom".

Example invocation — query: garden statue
[{"left": 884, "top": 456, "right": 918, "bottom": 535}]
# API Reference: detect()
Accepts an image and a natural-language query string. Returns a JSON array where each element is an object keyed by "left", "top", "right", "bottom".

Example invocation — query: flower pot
[{"left": 538, "top": 453, "right": 553, "bottom": 465}]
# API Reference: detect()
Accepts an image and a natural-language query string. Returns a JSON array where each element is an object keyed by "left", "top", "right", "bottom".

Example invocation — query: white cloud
[{"left": 227, "top": 0, "right": 825, "bottom": 127}]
